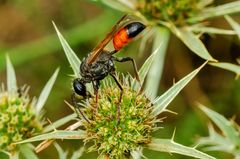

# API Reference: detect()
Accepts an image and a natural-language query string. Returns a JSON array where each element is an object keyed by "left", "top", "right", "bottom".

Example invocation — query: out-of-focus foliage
[{"left": 197, "top": 104, "right": 240, "bottom": 158}]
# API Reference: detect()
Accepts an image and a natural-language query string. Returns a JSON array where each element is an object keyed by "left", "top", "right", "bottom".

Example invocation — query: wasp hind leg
[
  {"left": 113, "top": 56, "right": 140, "bottom": 82},
  {"left": 71, "top": 92, "right": 90, "bottom": 124},
  {"left": 110, "top": 73, "right": 123, "bottom": 124}
]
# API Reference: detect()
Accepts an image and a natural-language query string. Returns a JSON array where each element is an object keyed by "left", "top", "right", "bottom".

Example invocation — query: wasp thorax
[
  {"left": 79, "top": 78, "right": 157, "bottom": 159},
  {"left": 137, "top": 0, "right": 201, "bottom": 25},
  {"left": 0, "top": 87, "right": 42, "bottom": 152}
]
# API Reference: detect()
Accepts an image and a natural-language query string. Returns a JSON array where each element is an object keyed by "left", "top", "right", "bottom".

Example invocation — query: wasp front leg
[
  {"left": 110, "top": 73, "right": 123, "bottom": 123},
  {"left": 71, "top": 92, "right": 90, "bottom": 123}
]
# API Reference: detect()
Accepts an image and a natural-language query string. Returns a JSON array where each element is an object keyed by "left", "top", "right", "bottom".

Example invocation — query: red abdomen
[
  {"left": 113, "top": 22, "right": 146, "bottom": 51},
  {"left": 113, "top": 28, "right": 130, "bottom": 51}
]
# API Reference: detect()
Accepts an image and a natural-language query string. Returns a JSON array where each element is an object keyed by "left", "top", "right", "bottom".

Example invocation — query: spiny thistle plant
[
  {"left": 81, "top": 76, "right": 154, "bottom": 158},
  {"left": 54, "top": 143, "right": 84, "bottom": 159},
  {"left": 0, "top": 56, "right": 59, "bottom": 158},
  {"left": 94, "top": 0, "right": 240, "bottom": 98},
  {"left": 18, "top": 23, "right": 216, "bottom": 159},
  {"left": 197, "top": 104, "right": 240, "bottom": 158}
]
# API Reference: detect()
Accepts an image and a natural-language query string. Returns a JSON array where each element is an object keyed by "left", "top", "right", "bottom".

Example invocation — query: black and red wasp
[{"left": 72, "top": 15, "right": 146, "bottom": 123}]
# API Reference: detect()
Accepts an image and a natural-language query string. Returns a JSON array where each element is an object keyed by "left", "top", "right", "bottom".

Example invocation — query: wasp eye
[{"left": 73, "top": 79, "right": 86, "bottom": 97}]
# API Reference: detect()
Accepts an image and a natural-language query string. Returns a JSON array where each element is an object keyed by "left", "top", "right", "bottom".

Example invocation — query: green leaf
[
  {"left": 190, "top": 26, "right": 236, "bottom": 35},
  {"left": 225, "top": 15, "right": 240, "bottom": 39},
  {"left": 6, "top": 55, "right": 17, "bottom": 96},
  {"left": 209, "top": 62, "right": 240, "bottom": 78},
  {"left": 197, "top": 124, "right": 235, "bottom": 153},
  {"left": 70, "top": 147, "right": 84, "bottom": 159},
  {"left": 199, "top": 104, "right": 240, "bottom": 146},
  {"left": 9, "top": 151, "right": 19, "bottom": 159},
  {"left": 145, "top": 27, "right": 170, "bottom": 100},
  {"left": 132, "top": 28, "right": 167, "bottom": 91},
  {"left": 147, "top": 138, "right": 215, "bottom": 159},
  {"left": 54, "top": 143, "right": 68, "bottom": 159},
  {"left": 44, "top": 113, "right": 77, "bottom": 133},
  {"left": 36, "top": 68, "right": 59, "bottom": 114},
  {"left": 138, "top": 47, "right": 159, "bottom": 83},
  {"left": 16, "top": 130, "right": 86, "bottom": 144},
  {"left": 197, "top": 0, "right": 213, "bottom": 8},
  {"left": 53, "top": 22, "right": 94, "bottom": 94},
  {"left": 130, "top": 150, "right": 143, "bottom": 159},
  {"left": 53, "top": 22, "right": 81, "bottom": 78},
  {"left": 152, "top": 62, "right": 207, "bottom": 117},
  {"left": 100, "top": 0, "right": 134, "bottom": 13},
  {"left": 171, "top": 26, "right": 216, "bottom": 61},
  {"left": 188, "top": 1, "right": 240, "bottom": 23},
  {"left": 19, "top": 144, "right": 39, "bottom": 159}
]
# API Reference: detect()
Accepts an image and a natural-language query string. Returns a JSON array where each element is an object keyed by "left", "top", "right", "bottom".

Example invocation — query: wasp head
[{"left": 73, "top": 79, "right": 86, "bottom": 97}]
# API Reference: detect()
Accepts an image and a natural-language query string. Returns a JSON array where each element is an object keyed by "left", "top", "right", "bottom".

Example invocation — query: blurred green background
[{"left": 0, "top": 0, "right": 239, "bottom": 158}]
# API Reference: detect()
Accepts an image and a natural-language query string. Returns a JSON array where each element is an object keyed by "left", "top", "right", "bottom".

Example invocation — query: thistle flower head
[
  {"left": 82, "top": 76, "right": 157, "bottom": 158},
  {"left": 137, "top": 0, "right": 202, "bottom": 25},
  {"left": 0, "top": 56, "right": 59, "bottom": 155},
  {"left": 0, "top": 85, "right": 43, "bottom": 152}
]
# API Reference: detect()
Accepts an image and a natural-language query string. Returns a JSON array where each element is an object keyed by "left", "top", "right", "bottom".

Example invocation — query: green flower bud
[
  {"left": 78, "top": 78, "right": 157, "bottom": 159},
  {"left": 0, "top": 87, "right": 43, "bottom": 152}
]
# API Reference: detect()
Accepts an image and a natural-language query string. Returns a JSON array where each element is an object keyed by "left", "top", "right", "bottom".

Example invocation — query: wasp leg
[
  {"left": 113, "top": 57, "right": 140, "bottom": 82},
  {"left": 71, "top": 92, "right": 90, "bottom": 124},
  {"left": 92, "top": 80, "right": 100, "bottom": 116},
  {"left": 110, "top": 73, "right": 123, "bottom": 124}
]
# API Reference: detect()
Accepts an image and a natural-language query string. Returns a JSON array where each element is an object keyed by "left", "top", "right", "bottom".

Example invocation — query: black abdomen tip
[{"left": 125, "top": 22, "right": 146, "bottom": 38}]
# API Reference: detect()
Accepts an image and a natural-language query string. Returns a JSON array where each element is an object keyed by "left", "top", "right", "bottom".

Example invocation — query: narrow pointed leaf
[
  {"left": 6, "top": 55, "right": 17, "bottom": 96},
  {"left": 44, "top": 113, "right": 77, "bottom": 133},
  {"left": 10, "top": 151, "right": 19, "bottom": 159},
  {"left": 53, "top": 22, "right": 94, "bottom": 94},
  {"left": 139, "top": 44, "right": 162, "bottom": 84},
  {"left": 53, "top": 22, "right": 81, "bottom": 78},
  {"left": 199, "top": 104, "right": 240, "bottom": 145},
  {"left": 190, "top": 26, "right": 236, "bottom": 35},
  {"left": 19, "top": 144, "right": 39, "bottom": 159},
  {"left": 198, "top": 125, "right": 235, "bottom": 152},
  {"left": 139, "top": 29, "right": 154, "bottom": 57},
  {"left": 16, "top": 130, "right": 86, "bottom": 144},
  {"left": 197, "top": 0, "right": 213, "bottom": 8},
  {"left": 147, "top": 139, "right": 215, "bottom": 159},
  {"left": 36, "top": 121, "right": 82, "bottom": 153},
  {"left": 54, "top": 143, "right": 68, "bottom": 159},
  {"left": 70, "top": 147, "right": 84, "bottom": 159},
  {"left": 225, "top": 15, "right": 240, "bottom": 39},
  {"left": 152, "top": 62, "right": 207, "bottom": 117},
  {"left": 145, "top": 27, "right": 170, "bottom": 100},
  {"left": 188, "top": 1, "right": 240, "bottom": 23},
  {"left": 130, "top": 150, "right": 143, "bottom": 159},
  {"left": 100, "top": 0, "right": 134, "bottom": 12},
  {"left": 209, "top": 62, "right": 240, "bottom": 77},
  {"left": 36, "top": 68, "right": 59, "bottom": 114},
  {"left": 132, "top": 34, "right": 163, "bottom": 90},
  {"left": 171, "top": 26, "right": 215, "bottom": 61}
]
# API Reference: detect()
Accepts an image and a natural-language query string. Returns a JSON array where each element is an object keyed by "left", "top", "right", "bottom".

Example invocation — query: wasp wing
[{"left": 86, "top": 14, "right": 129, "bottom": 65}]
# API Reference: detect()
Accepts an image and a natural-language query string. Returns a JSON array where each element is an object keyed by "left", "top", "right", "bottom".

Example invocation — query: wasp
[{"left": 72, "top": 15, "right": 146, "bottom": 123}]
